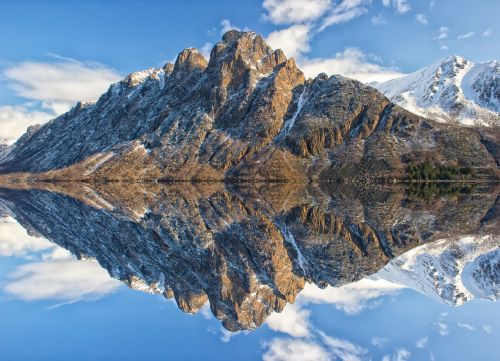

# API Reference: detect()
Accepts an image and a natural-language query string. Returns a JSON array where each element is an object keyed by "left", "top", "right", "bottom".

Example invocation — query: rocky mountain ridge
[{"left": 0, "top": 32, "right": 498, "bottom": 182}]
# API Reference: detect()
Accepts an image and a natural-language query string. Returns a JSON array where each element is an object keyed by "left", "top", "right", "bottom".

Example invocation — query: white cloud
[
  {"left": 320, "top": 331, "right": 369, "bottom": 361},
  {"left": 482, "top": 325, "right": 493, "bottom": 334},
  {"left": 415, "top": 14, "right": 428, "bottom": 25},
  {"left": 2, "top": 216, "right": 120, "bottom": 304},
  {"left": 220, "top": 19, "right": 241, "bottom": 34},
  {"left": 415, "top": 337, "right": 428, "bottom": 348},
  {"left": 200, "top": 42, "right": 213, "bottom": 60},
  {"left": 436, "top": 26, "right": 449, "bottom": 40},
  {"left": 482, "top": 28, "right": 493, "bottom": 37},
  {"left": 1, "top": 58, "right": 121, "bottom": 142},
  {"left": 199, "top": 302, "right": 212, "bottom": 319},
  {"left": 266, "top": 24, "right": 312, "bottom": 58},
  {"left": 262, "top": 1, "right": 401, "bottom": 85},
  {"left": 262, "top": 0, "right": 331, "bottom": 25},
  {"left": 263, "top": 338, "right": 330, "bottom": 361},
  {"left": 0, "top": 105, "right": 53, "bottom": 143},
  {"left": 266, "top": 302, "right": 311, "bottom": 337},
  {"left": 382, "top": 348, "right": 411, "bottom": 361},
  {"left": 372, "top": 14, "right": 387, "bottom": 26},
  {"left": 298, "top": 279, "right": 404, "bottom": 314},
  {"left": 371, "top": 337, "right": 388, "bottom": 349},
  {"left": 382, "top": 0, "right": 411, "bottom": 14},
  {"left": 299, "top": 48, "right": 405, "bottom": 83},
  {"left": 457, "top": 322, "right": 475, "bottom": 331},
  {"left": 4, "top": 258, "right": 121, "bottom": 302},
  {"left": 3, "top": 59, "right": 121, "bottom": 113},
  {"left": 263, "top": 0, "right": 371, "bottom": 32},
  {"left": 220, "top": 328, "right": 240, "bottom": 342},
  {"left": 319, "top": 0, "right": 371, "bottom": 31},
  {"left": 0, "top": 216, "right": 55, "bottom": 256},
  {"left": 457, "top": 31, "right": 475, "bottom": 39},
  {"left": 436, "top": 322, "right": 449, "bottom": 336}
]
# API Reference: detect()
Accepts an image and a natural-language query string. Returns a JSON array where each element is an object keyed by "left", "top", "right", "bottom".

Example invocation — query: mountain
[
  {"left": 0, "top": 32, "right": 498, "bottom": 181},
  {"left": 0, "top": 181, "right": 497, "bottom": 330},
  {"left": 374, "top": 56, "right": 500, "bottom": 126},
  {"left": 374, "top": 236, "right": 499, "bottom": 306}
]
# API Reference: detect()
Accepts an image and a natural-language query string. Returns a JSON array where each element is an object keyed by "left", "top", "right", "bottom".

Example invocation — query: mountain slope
[
  {"left": 374, "top": 56, "right": 500, "bottom": 126},
  {"left": 0, "top": 33, "right": 498, "bottom": 181}
]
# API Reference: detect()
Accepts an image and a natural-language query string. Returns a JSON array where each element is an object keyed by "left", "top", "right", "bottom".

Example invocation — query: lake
[{"left": 0, "top": 182, "right": 498, "bottom": 360}]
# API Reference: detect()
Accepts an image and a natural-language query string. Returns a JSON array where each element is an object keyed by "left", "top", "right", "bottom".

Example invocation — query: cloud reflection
[
  {"left": 4, "top": 258, "right": 121, "bottom": 302},
  {"left": 1, "top": 216, "right": 121, "bottom": 303},
  {"left": 0, "top": 216, "right": 55, "bottom": 257}
]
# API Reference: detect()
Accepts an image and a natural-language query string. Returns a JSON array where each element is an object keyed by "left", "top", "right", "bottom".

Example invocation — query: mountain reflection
[{"left": 0, "top": 182, "right": 498, "bottom": 331}]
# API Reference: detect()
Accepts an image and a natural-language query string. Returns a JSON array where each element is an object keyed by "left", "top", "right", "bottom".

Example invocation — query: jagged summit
[
  {"left": 374, "top": 55, "right": 500, "bottom": 126},
  {"left": 0, "top": 31, "right": 498, "bottom": 181},
  {"left": 173, "top": 48, "right": 207, "bottom": 74}
]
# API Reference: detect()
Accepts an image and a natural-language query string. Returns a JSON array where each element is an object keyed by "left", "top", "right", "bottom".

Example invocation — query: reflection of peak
[
  {"left": 374, "top": 236, "right": 499, "bottom": 305},
  {"left": 0, "top": 182, "right": 497, "bottom": 330}
]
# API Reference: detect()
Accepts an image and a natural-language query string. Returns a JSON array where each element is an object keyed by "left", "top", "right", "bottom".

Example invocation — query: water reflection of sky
[{"left": 0, "top": 217, "right": 498, "bottom": 361}]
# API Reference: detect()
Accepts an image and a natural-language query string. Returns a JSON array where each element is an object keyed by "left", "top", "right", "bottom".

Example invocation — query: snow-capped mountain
[
  {"left": 374, "top": 56, "right": 500, "bottom": 126},
  {"left": 374, "top": 236, "right": 499, "bottom": 306}
]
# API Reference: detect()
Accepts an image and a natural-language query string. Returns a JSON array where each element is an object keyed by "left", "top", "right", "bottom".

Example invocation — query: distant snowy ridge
[
  {"left": 373, "top": 56, "right": 500, "bottom": 126},
  {"left": 373, "top": 236, "right": 499, "bottom": 306}
]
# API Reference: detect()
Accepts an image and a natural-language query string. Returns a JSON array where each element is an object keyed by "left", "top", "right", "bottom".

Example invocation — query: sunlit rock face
[
  {"left": 0, "top": 31, "right": 498, "bottom": 182},
  {"left": 0, "top": 182, "right": 497, "bottom": 331}
]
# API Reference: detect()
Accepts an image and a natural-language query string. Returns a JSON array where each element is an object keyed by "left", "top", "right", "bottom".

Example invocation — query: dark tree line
[
  {"left": 407, "top": 160, "right": 475, "bottom": 181},
  {"left": 407, "top": 182, "right": 476, "bottom": 200}
]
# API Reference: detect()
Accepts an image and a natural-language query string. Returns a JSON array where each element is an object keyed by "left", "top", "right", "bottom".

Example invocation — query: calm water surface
[{"left": 0, "top": 183, "right": 498, "bottom": 360}]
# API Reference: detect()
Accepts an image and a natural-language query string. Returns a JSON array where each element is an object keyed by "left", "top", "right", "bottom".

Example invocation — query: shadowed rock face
[
  {"left": 0, "top": 31, "right": 498, "bottom": 181},
  {"left": 0, "top": 182, "right": 497, "bottom": 331}
]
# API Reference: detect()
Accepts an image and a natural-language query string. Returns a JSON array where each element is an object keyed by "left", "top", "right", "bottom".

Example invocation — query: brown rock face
[
  {"left": 0, "top": 31, "right": 497, "bottom": 182},
  {"left": 173, "top": 48, "right": 208, "bottom": 74}
]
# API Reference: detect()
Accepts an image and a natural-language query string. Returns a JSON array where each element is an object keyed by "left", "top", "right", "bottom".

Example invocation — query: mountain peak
[
  {"left": 221, "top": 29, "right": 257, "bottom": 43},
  {"left": 124, "top": 68, "right": 163, "bottom": 87},
  {"left": 173, "top": 48, "right": 208, "bottom": 74},
  {"left": 442, "top": 54, "right": 468, "bottom": 65},
  {"left": 208, "top": 30, "right": 278, "bottom": 71}
]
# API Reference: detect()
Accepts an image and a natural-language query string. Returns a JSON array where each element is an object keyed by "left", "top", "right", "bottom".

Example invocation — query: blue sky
[{"left": 0, "top": 0, "right": 499, "bottom": 141}]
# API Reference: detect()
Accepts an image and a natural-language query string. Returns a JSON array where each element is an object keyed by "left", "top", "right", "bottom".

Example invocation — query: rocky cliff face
[
  {"left": 0, "top": 182, "right": 497, "bottom": 330},
  {"left": 374, "top": 56, "right": 500, "bottom": 126},
  {"left": 0, "top": 32, "right": 497, "bottom": 181}
]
